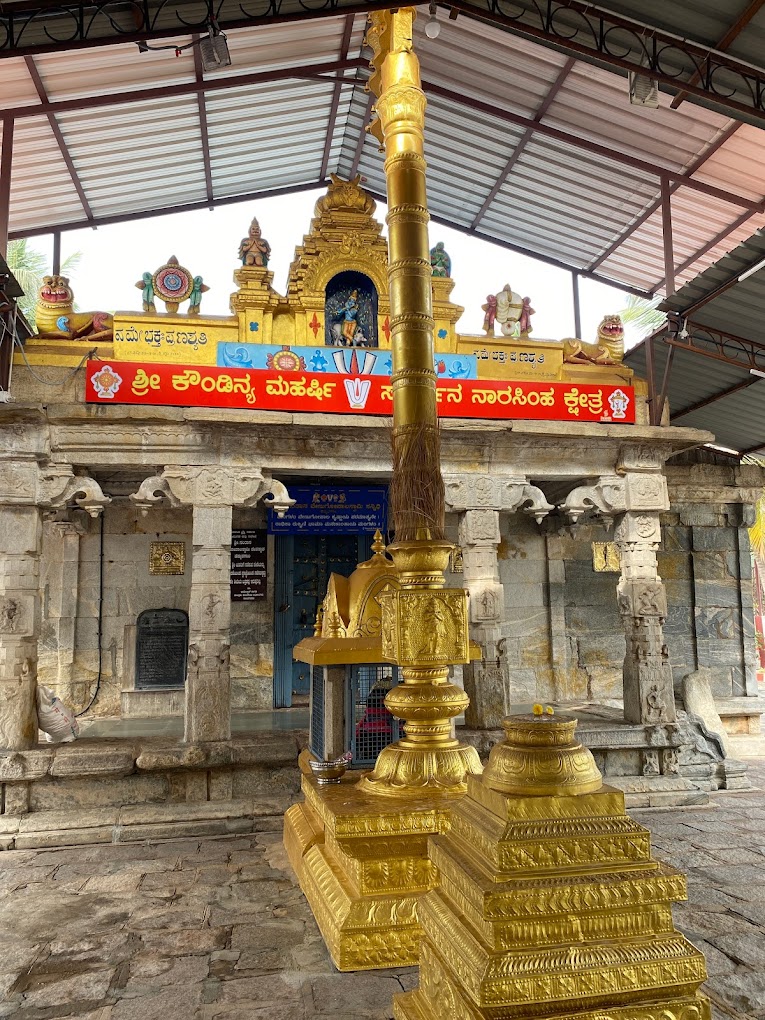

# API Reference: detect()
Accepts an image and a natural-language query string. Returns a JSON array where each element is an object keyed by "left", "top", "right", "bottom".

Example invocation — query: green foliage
[
  {"left": 617, "top": 293, "right": 667, "bottom": 343},
  {"left": 6, "top": 239, "right": 82, "bottom": 329}
]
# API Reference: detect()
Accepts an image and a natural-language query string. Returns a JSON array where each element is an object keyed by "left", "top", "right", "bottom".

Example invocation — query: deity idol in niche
[
  {"left": 239, "top": 217, "right": 271, "bottom": 267},
  {"left": 325, "top": 270, "right": 378, "bottom": 347}
]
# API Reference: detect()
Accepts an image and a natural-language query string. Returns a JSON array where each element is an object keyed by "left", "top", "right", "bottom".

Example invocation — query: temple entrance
[{"left": 274, "top": 533, "right": 372, "bottom": 707}]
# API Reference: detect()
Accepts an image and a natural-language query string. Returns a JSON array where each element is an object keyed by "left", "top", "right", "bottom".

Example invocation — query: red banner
[{"left": 86, "top": 361, "right": 635, "bottom": 424}]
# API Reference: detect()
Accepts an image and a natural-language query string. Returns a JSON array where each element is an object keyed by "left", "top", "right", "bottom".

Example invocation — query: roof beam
[
  {"left": 319, "top": 15, "right": 355, "bottom": 182},
  {"left": 349, "top": 92, "right": 374, "bottom": 178},
  {"left": 587, "top": 121, "right": 743, "bottom": 273},
  {"left": 471, "top": 57, "right": 575, "bottom": 230},
  {"left": 3, "top": 58, "right": 369, "bottom": 120},
  {"left": 671, "top": 376, "right": 761, "bottom": 420},
  {"left": 741, "top": 442, "right": 765, "bottom": 455},
  {"left": 192, "top": 42, "right": 214, "bottom": 208},
  {"left": 663, "top": 321, "right": 765, "bottom": 372},
  {"left": 0, "top": 117, "right": 13, "bottom": 256},
  {"left": 363, "top": 187, "right": 652, "bottom": 298},
  {"left": 651, "top": 207, "right": 761, "bottom": 295},
  {"left": 670, "top": 0, "right": 765, "bottom": 110},
  {"left": 422, "top": 81, "right": 763, "bottom": 212},
  {"left": 24, "top": 55, "right": 94, "bottom": 223},
  {"left": 8, "top": 180, "right": 328, "bottom": 239},
  {"left": 2, "top": 0, "right": 765, "bottom": 128}
]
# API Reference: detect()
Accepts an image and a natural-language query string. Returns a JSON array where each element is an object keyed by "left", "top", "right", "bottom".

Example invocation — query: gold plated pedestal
[
  {"left": 284, "top": 772, "right": 450, "bottom": 970},
  {"left": 396, "top": 715, "right": 710, "bottom": 1020}
]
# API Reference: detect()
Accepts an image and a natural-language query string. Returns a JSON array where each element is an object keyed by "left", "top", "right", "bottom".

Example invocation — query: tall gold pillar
[
  {"left": 283, "top": 10, "right": 480, "bottom": 970},
  {"left": 358, "top": 6, "right": 481, "bottom": 797}
]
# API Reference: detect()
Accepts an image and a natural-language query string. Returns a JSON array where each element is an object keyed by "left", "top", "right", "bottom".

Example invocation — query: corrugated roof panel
[
  {"left": 543, "top": 63, "right": 731, "bottom": 173},
  {"left": 56, "top": 97, "right": 206, "bottom": 215},
  {"left": 33, "top": 41, "right": 197, "bottom": 103},
  {"left": 415, "top": 15, "right": 573, "bottom": 121},
  {"left": 206, "top": 81, "right": 336, "bottom": 194},
  {"left": 8, "top": 117, "right": 88, "bottom": 231},
  {"left": 0, "top": 56, "right": 42, "bottom": 108}
]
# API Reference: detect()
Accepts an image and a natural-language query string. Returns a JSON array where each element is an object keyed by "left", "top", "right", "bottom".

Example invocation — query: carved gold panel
[{"left": 149, "top": 541, "right": 186, "bottom": 575}]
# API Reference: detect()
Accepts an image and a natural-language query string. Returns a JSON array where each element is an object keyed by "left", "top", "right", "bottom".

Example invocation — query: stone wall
[{"left": 38, "top": 502, "right": 276, "bottom": 716}]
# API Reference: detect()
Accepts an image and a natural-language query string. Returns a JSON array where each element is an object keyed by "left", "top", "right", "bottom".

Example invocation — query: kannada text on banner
[{"left": 86, "top": 362, "right": 636, "bottom": 424}]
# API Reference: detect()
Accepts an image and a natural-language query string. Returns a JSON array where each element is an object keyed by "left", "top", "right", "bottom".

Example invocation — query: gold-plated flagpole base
[{"left": 395, "top": 714, "right": 711, "bottom": 1020}]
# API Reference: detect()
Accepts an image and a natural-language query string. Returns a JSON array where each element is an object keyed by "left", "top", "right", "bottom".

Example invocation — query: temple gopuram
[{"left": 1, "top": 173, "right": 762, "bottom": 844}]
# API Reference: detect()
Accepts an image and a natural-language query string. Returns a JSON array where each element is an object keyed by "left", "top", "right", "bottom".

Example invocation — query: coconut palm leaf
[{"left": 617, "top": 293, "right": 667, "bottom": 343}]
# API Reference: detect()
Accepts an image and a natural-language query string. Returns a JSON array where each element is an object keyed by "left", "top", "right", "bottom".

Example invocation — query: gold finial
[
  {"left": 371, "top": 529, "right": 386, "bottom": 557},
  {"left": 314, "top": 603, "right": 324, "bottom": 637}
]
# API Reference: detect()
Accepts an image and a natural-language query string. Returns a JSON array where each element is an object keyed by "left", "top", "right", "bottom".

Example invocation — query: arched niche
[{"left": 325, "top": 270, "right": 379, "bottom": 348}]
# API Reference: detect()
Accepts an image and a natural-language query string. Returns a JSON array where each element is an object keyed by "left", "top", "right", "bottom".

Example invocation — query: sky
[{"left": 27, "top": 186, "right": 631, "bottom": 344}]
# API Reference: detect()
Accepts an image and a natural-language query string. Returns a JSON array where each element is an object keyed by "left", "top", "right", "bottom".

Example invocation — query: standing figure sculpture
[
  {"left": 239, "top": 217, "right": 271, "bottom": 267},
  {"left": 519, "top": 295, "right": 535, "bottom": 335},
  {"left": 482, "top": 294, "right": 497, "bottom": 335},
  {"left": 430, "top": 241, "right": 451, "bottom": 277},
  {"left": 333, "top": 289, "right": 360, "bottom": 345},
  {"left": 135, "top": 272, "right": 156, "bottom": 313}
]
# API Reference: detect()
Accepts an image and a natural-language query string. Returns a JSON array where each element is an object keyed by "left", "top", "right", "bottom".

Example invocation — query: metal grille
[
  {"left": 310, "top": 665, "right": 324, "bottom": 759},
  {"left": 348, "top": 664, "right": 401, "bottom": 768}
]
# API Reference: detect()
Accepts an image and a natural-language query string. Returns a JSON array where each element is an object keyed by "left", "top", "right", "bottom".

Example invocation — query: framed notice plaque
[{"left": 231, "top": 529, "right": 267, "bottom": 601}]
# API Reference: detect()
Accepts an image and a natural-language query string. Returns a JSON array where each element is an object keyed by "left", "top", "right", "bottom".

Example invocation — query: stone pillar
[
  {"left": 0, "top": 505, "right": 42, "bottom": 750},
  {"left": 459, "top": 509, "right": 506, "bottom": 729},
  {"left": 131, "top": 466, "right": 293, "bottom": 744},
  {"left": 561, "top": 452, "right": 673, "bottom": 726},
  {"left": 444, "top": 476, "right": 553, "bottom": 730},
  {"left": 0, "top": 462, "right": 110, "bottom": 750},
  {"left": 47, "top": 520, "right": 83, "bottom": 685},
  {"left": 186, "top": 504, "right": 233, "bottom": 743},
  {"left": 615, "top": 467, "right": 674, "bottom": 725}
]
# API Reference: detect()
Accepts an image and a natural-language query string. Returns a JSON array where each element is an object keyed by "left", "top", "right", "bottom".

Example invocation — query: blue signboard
[
  {"left": 268, "top": 486, "right": 387, "bottom": 534},
  {"left": 217, "top": 342, "right": 477, "bottom": 380}
]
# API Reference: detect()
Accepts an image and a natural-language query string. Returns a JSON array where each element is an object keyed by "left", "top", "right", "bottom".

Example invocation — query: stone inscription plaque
[
  {"left": 231, "top": 529, "right": 267, "bottom": 601},
  {"left": 136, "top": 609, "right": 188, "bottom": 689}
]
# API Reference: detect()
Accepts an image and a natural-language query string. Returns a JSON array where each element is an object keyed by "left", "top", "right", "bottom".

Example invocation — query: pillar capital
[
  {"left": 130, "top": 466, "right": 293, "bottom": 515},
  {"left": 445, "top": 473, "right": 553, "bottom": 522}
]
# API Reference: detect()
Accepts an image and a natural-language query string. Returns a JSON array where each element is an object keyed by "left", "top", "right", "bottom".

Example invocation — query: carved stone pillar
[
  {"left": 131, "top": 466, "right": 293, "bottom": 744},
  {"left": 0, "top": 464, "right": 109, "bottom": 750},
  {"left": 561, "top": 452, "right": 673, "bottom": 726},
  {"left": 187, "top": 503, "right": 233, "bottom": 743},
  {"left": 459, "top": 509, "right": 505, "bottom": 729},
  {"left": 47, "top": 519, "right": 85, "bottom": 685},
  {"left": 0, "top": 505, "right": 42, "bottom": 750},
  {"left": 445, "top": 475, "right": 553, "bottom": 729}
]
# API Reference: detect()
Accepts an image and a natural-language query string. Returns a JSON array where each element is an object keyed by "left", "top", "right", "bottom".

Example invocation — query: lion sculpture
[
  {"left": 33, "top": 276, "right": 113, "bottom": 341},
  {"left": 562, "top": 314, "right": 624, "bottom": 365}
]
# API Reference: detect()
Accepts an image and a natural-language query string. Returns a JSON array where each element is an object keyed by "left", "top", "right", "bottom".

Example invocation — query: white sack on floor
[{"left": 36, "top": 686, "right": 80, "bottom": 743}]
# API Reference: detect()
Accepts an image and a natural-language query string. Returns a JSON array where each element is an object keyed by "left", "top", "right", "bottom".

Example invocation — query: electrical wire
[
  {"left": 13, "top": 335, "right": 95, "bottom": 386},
  {"left": 76, "top": 511, "right": 105, "bottom": 717}
]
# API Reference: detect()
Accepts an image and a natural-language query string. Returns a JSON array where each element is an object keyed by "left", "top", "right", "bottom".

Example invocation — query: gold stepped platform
[
  {"left": 284, "top": 772, "right": 452, "bottom": 971},
  {"left": 395, "top": 715, "right": 710, "bottom": 1020}
]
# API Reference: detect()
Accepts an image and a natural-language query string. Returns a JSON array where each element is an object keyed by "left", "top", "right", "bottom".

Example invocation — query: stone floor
[{"left": 1, "top": 766, "right": 765, "bottom": 1020}]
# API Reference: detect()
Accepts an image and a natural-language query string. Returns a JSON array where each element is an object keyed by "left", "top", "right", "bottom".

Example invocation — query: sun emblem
[{"left": 91, "top": 365, "right": 123, "bottom": 399}]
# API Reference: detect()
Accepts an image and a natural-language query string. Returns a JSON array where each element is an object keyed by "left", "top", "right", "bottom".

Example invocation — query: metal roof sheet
[{"left": 3, "top": 5, "right": 765, "bottom": 299}]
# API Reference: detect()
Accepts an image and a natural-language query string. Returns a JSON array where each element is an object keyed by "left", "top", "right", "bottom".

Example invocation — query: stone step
[{"left": 0, "top": 794, "right": 292, "bottom": 850}]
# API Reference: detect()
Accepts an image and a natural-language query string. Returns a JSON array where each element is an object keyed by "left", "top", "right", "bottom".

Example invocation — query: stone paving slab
[{"left": 1, "top": 766, "right": 765, "bottom": 1019}]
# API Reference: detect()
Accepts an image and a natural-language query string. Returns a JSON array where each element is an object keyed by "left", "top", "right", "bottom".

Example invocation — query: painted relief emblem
[
  {"left": 608, "top": 388, "right": 630, "bottom": 419},
  {"left": 91, "top": 364, "right": 123, "bottom": 399},
  {"left": 266, "top": 347, "right": 306, "bottom": 372},
  {"left": 344, "top": 377, "right": 371, "bottom": 409}
]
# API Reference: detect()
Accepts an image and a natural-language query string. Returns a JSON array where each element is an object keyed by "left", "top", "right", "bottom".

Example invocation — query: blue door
[{"left": 274, "top": 533, "right": 372, "bottom": 707}]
